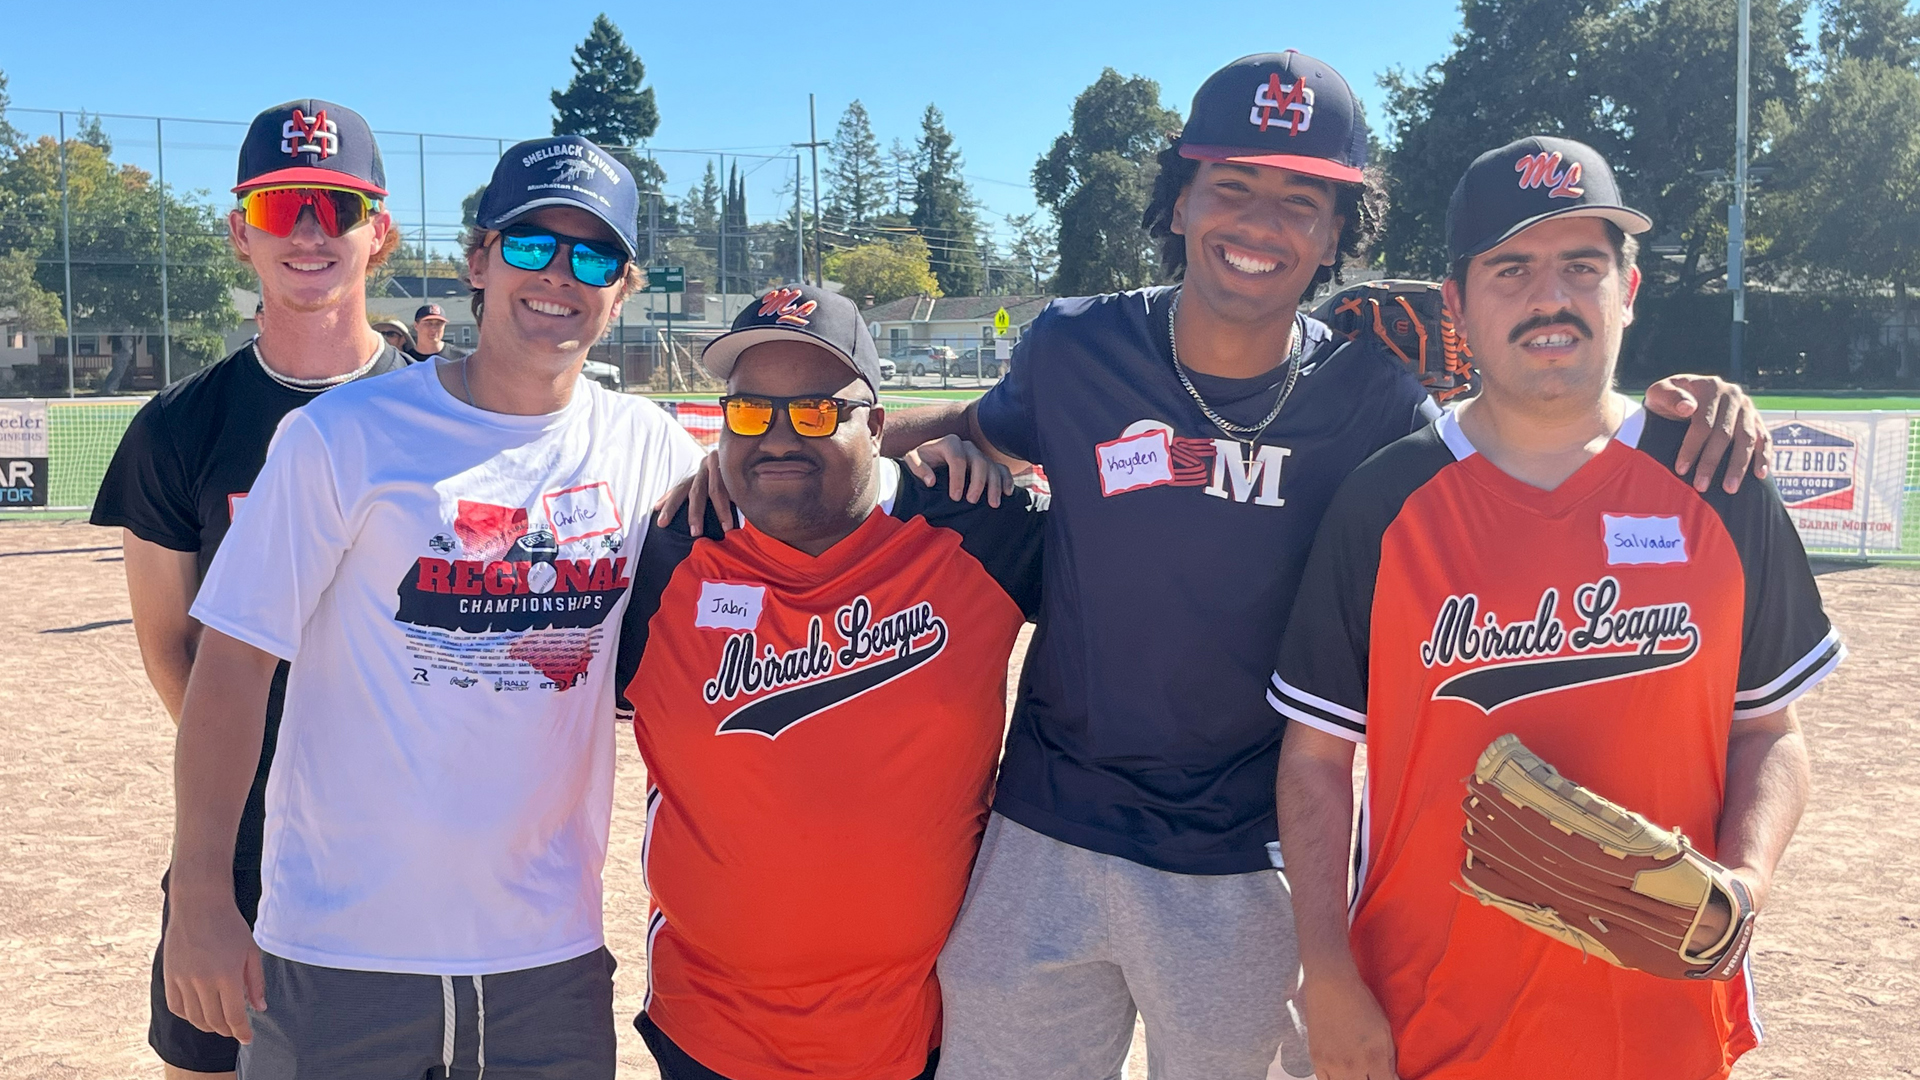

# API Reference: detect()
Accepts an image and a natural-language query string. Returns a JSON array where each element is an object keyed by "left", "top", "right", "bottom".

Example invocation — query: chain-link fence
[{"left": 0, "top": 107, "right": 811, "bottom": 397}]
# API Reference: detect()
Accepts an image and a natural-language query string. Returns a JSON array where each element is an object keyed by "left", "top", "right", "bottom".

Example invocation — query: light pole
[{"left": 1728, "top": 0, "right": 1751, "bottom": 381}]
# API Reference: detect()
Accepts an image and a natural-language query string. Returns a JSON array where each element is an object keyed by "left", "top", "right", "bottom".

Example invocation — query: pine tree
[
  {"left": 721, "top": 164, "right": 751, "bottom": 293},
  {"left": 826, "top": 101, "right": 888, "bottom": 233},
  {"left": 550, "top": 14, "right": 667, "bottom": 194},
  {"left": 685, "top": 162, "right": 721, "bottom": 238},
  {"left": 887, "top": 137, "right": 915, "bottom": 215},
  {"left": 910, "top": 106, "right": 985, "bottom": 296}
]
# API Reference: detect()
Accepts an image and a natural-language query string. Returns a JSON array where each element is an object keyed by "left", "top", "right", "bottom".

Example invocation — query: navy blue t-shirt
[{"left": 979, "top": 285, "right": 1438, "bottom": 874}]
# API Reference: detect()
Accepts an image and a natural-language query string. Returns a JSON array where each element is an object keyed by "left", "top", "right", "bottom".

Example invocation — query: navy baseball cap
[
  {"left": 1447, "top": 136, "right": 1652, "bottom": 263},
  {"left": 1178, "top": 51, "right": 1368, "bottom": 184},
  {"left": 414, "top": 303, "right": 446, "bottom": 322},
  {"left": 235, "top": 100, "right": 387, "bottom": 197},
  {"left": 701, "top": 284, "right": 884, "bottom": 394},
  {"left": 476, "top": 137, "right": 640, "bottom": 258}
]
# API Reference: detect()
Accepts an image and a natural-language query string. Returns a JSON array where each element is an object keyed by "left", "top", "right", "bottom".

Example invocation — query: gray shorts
[
  {"left": 238, "top": 947, "right": 616, "bottom": 1080},
  {"left": 936, "top": 813, "right": 1313, "bottom": 1080}
]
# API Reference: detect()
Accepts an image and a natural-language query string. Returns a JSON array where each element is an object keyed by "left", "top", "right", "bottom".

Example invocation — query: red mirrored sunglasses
[{"left": 240, "top": 186, "right": 378, "bottom": 238}]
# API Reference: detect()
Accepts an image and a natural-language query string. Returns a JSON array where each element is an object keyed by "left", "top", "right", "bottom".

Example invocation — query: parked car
[
  {"left": 894, "top": 345, "right": 958, "bottom": 377},
  {"left": 876, "top": 357, "right": 897, "bottom": 381},
  {"left": 582, "top": 359, "right": 622, "bottom": 389},
  {"left": 949, "top": 347, "right": 1003, "bottom": 379}
]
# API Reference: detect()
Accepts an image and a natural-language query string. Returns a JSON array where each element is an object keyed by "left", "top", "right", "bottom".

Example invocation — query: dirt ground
[{"left": 0, "top": 519, "right": 1913, "bottom": 1080}]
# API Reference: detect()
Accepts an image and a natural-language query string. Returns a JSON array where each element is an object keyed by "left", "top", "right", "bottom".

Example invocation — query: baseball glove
[
  {"left": 1455, "top": 734, "right": 1756, "bottom": 981},
  {"left": 1309, "top": 279, "right": 1478, "bottom": 404}
]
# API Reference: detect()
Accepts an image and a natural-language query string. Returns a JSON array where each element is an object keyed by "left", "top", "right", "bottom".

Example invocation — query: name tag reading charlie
[
  {"left": 1603, "top": 514, "right": 1688, "bottom": 565},
  {"left": 1096, "top": 430, "right": 1175, "bottom": 497},
  {"left": 696, "top": 581, "right": 766, "bottom": 631}
]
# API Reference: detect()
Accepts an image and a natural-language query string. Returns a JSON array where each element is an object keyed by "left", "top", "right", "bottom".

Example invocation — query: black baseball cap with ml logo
[
  {"left": 234, "top": 99, "right": 387, "bottom": 197},
  {"left": 1447, "top": 136, "right": 1652, "bottom": 263},
  {"left": 701, "top": 284, "right": 884, "bottom": 393},
  {"left": 1178, "top": 51, "right": 1368, "bottom": 184}
]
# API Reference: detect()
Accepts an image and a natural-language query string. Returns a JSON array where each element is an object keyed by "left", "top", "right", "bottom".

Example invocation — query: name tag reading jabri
[
  {"left": 1095, "top": 429, "right": 1175, "bottom": 497},
  {"left": 1603, "top": 514, "right": 1688, "bottom": 565},
  {"left": 696, "top": 581, "right": 766, "bottom": 631}
]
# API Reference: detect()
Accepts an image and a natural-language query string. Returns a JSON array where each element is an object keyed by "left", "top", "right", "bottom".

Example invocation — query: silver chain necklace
[{"left": 1167, "top": 288, "right": 1303, "bottom": 457}]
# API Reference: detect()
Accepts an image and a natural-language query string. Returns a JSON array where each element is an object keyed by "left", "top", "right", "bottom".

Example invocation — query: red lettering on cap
[
  {"left": 757, "top": 286, "right": 816, "bottom": 327},
  {"left": 1515, "top": 152, "right": 1585, "bottom": 199}
]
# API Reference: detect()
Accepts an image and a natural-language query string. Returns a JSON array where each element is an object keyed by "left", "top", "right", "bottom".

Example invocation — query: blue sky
[{"left": 1, "top": 0, "right": 1467, "bottom": 250}]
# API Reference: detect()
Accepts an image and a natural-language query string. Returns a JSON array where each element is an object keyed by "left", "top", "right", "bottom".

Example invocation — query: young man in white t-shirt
[{"left": 161, "top": 136, "right": 702, "bottom": 1079}]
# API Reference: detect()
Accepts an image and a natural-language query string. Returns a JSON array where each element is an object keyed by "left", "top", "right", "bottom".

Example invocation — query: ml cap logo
[
  {"left": 281, "top": 110, "right": 338, "bottom": 159},
  {"left": 1250, "top": 73, "right": 1313, "bottom": 134}
]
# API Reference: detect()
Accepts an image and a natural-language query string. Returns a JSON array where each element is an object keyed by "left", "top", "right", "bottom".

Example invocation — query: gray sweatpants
[{"left": 936, "top": 813, "right": 1313, "bottom": 1080}]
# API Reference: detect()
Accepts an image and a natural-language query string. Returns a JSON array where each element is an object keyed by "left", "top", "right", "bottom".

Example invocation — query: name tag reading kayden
[{"left": 1095, "top": 429, "right": 1175, "bottom": 497}]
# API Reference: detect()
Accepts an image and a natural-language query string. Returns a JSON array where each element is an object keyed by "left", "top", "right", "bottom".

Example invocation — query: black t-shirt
[
  {"left": 91, "top": 339, "right": 408, "bottom": 863},
  {"left": 975, "top": 285, "right": 1441, "bottom": 874}
]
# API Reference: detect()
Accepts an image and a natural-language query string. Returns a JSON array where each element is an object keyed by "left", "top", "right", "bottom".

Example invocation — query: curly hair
[{"left": 1140, "top": 134, "right": 1386, "bottom": 297}]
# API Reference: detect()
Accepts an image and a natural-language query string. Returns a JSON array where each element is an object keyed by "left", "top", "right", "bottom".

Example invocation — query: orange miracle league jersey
[
  {"left": 616, "top": 462, "right": 1043, "bottom": 1080},
  {"left": 1271, "top": 406, "right": 1841, "bottom": 1080}
]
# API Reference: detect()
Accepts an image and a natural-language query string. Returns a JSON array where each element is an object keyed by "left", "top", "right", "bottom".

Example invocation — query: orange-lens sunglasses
[
  {"left": 241, "top": 186, "right": 377, "bottom": 238},
  {"left": 721, "top": 395, "right": 874, "bottom": 438}
]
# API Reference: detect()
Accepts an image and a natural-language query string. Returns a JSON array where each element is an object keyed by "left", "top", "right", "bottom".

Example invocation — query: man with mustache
[
  {"left": 669, "top": 57, "right": 1769, "bottom": 1080},
  {"left": 1273, "top": 137, "right": 1836, "bottom": 1080},
  {"left": 618, "top": 284, "right": 1043, "bottom": 1080},
  {"left": 160, "top": 135, "right": 702, "bottom": 1079},
  {"left": 89, "top": 99, "right": 409, "bottom": 1080}
]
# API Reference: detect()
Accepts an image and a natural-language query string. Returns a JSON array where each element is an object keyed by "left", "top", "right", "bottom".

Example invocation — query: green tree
[
  {"left": 887, "top": 138, "right": 914, "bottom": 215},
  {"left": 1767, "top": 55, "right": 1920, "bottom": 376},
  {"left": 910, "top": 106, "right": 984, "bottom": 296},
  {"left": 0, "top": 70, "right": 21, "bottom": 150},
  {"left": 1380, "top": 0, "right": 1807, "bottom": 289},
  {"left": 1818, "top": 0, "right": 1920, "bottom": 66},
  {"left": 825, "top": 236, "right": 942, "bottom": 305},
  {"left": 720, "top": 164, "right": 751, "bottom": 293},
  {"left": 1033, "top": 68, "right": 1180, "bottom": 294},
  {"left": 550, "top": 15, "right": 667, "bottom": 195},
  {"left": 826, "top": 101, "right": 888, "bottom": 234},
  {"left": 0, "top": 132, "right": 243, "bottom": 389},
  {"left": 1003, "top": 211, "right": 1058, "bottom": 292}
]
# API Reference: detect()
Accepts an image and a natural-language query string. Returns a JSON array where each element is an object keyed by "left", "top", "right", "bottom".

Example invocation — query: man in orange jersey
[
  {"left": 614, "top": 284, "right": 1043, "bottom": 1080},
  {"left": 1272, "top": 137, "right": 1839, "bottom": 1080}
]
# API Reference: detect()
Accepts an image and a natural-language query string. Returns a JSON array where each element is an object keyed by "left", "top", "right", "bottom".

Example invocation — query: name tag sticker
[
  {"left": 1603, "top": 514, "right": 1688, "bottom": 565},
  {"left": 543, "top": 481, "right": 623, "bottom": 545},
  {"left": 696, "top": 581, "right": 765, "bottom": 631},
  {"left": 1095, "top": 430, "right": 1175, "bottom": 497}
]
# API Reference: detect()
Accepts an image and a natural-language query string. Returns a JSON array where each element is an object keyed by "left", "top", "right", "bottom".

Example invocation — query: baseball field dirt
[{"left": 1, "top": 519, "right": 1912, "bottom": 1079}]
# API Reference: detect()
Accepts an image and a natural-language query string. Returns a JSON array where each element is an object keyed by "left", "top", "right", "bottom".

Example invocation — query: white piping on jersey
[
  {"left": 1732, "top": 630, "right": 1845, "bottom": 720},
  {"left": 643, "top": 909, "right": 666, "bottom": 1012},
  {"left": 642, "top": 786, "right": 661, "bottom": 894},
  {"left": 1352, "top": 772, "right": 1373, "bottom": 921},
  {"left": 1434, "top": 395, "right": 1646, "bottom": 462}
]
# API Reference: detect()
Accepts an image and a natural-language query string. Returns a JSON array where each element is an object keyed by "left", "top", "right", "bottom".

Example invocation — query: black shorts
[
  {"left": 636, "top": 1012, "right": 939, "bottom": 1080},
  {"left": 149, "top": 668, "right": 282, "bottom": 1072}
]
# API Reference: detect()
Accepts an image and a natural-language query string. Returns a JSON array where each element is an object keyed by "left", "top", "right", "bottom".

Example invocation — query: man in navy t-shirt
[{"left": 668, "top": 51, "right": 1769, "bottom": 1080}]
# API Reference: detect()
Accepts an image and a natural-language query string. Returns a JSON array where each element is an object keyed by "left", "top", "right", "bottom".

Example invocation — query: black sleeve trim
[
  {"left": 615, "top": 503, "right": 722, "bottom": 717},
  {"left": 1732, "top": 631, "right": 1845, "bottom": 718},
  {"left": 889, "top": 461, "right": 1045, "bottom": 621}
]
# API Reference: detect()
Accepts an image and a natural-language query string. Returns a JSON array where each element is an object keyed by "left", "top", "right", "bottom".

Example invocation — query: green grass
[{"left": 1749, "top": 395, "right": 1920, "bottom": 411}]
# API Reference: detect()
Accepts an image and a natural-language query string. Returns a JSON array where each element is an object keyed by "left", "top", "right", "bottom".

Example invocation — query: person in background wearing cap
[
  {"left": 1274, "top": 136, "right": 1833, "bottom": 1080},
  {"left": 371, "top": 317, "right": 414, "bottom": 354},
  {"left": 160, "top": 135, "right": 702, "bottom": 1079},
  {"left": 671, "top": 53, "right": 1769, "bottom": 1079},
  {"left": 88, "top": 98, "right": 409, "bottom": 1080},
  {"left": 616, "top": 282, "right": 1043, "bottom": 1080},
  {"left": 409, "top": 302, "right": 468, "bottom": 362}
]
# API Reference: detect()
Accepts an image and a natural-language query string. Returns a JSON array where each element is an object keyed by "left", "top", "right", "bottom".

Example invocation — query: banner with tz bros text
[
  {"left": 0, "top": 400, "right": 49, "bottom": 507},
  {"left": 1763, "top": 411, "right": 1910, "bottom": 553}
]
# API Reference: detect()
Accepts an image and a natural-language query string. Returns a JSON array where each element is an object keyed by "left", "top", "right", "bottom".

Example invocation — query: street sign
[
  {"left": 993, "top": 307, "right": 1011, "bottom": 335},
  {"left": 646, "top": 266, "right": 686, "bottom": 293}
]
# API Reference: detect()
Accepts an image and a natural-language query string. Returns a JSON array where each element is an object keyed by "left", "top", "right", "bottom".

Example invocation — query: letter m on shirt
[{"left": 1205, "top": 440, "right": 1291, "bottom": 506}]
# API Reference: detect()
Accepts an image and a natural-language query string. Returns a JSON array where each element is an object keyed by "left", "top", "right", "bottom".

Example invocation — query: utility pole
[
  {"left": 156, "top": 116, "right": 172, "bottom": 386},
  {"left": 419, "top": 133, "right": 429, "bottom": 303},
  {"left": 1728, "top": 0, "right": 1751, "bottom": 382},
  {"left": 58, "top": 111, "right": 74, "bottom": 398},
  {"left": 793, "top": 155, "right": 805, "bottom": 284},
  {"left": 791, "top": 96, "right": 829, "bottom": 286}
]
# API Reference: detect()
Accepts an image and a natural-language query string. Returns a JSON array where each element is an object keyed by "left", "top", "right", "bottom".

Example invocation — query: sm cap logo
[
  {"left": 1514, "top": 151, "right": 1584, "bottom": 199},
  {"left": 281, "top": 110, "right": 339, "bottom": 159},
  {"left": 1250, "top": 73, "right": 1313, "bottom": 134},
  {"left": 758, "top": 286, "right": 817, "bottom": 327}
]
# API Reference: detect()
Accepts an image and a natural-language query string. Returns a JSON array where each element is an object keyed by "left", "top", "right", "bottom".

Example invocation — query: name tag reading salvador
[
  {"left": 1602, "top": 514, "right": 1688, "bottom": 565},
  {"left": 1096, "top": 429, "right": 1176, "bottom": 497}
]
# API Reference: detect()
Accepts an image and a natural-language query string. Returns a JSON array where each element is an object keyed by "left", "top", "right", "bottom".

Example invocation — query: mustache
[{"left": 1508, "top": 311, "right": 1593, "bottom": 344}]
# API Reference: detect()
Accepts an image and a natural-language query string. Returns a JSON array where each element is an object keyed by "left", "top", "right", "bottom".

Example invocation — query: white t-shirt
[{"left": 192, "top": 360, "right": 702, "bottom": 974}]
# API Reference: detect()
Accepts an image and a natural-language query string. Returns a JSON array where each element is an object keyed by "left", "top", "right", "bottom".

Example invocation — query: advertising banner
[
  {"left": 0, "top": 399, "right": 49, "bottom": 507},
  {"left": 1764, "top": 412, "right": 1911, "bottom": 554}
]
